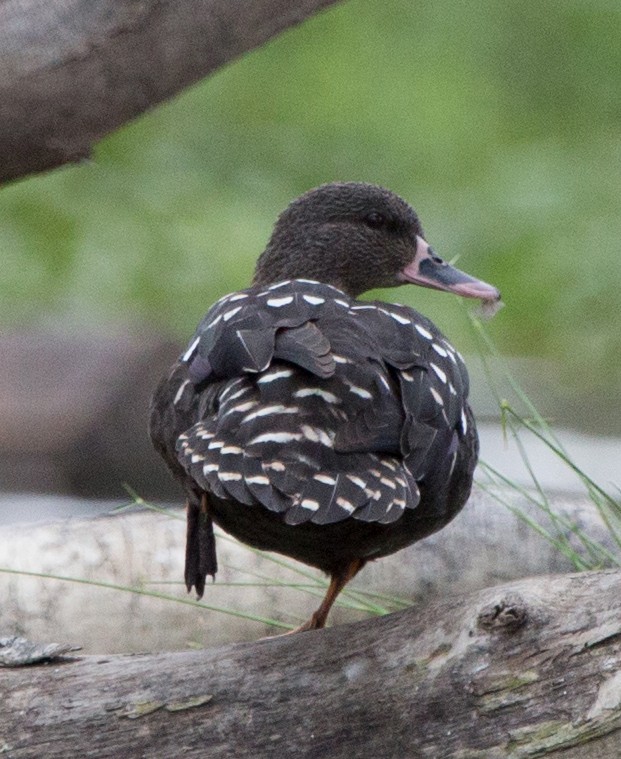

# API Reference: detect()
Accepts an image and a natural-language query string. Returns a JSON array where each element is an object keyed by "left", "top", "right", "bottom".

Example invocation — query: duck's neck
[{"left": 252, "top": 238, "right": 353, "bottom": 295}]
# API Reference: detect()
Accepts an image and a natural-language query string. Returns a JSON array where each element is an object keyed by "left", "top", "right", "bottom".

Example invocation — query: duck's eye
[{"left": 364, "top": 211, "right": 386, "bottom": 228}]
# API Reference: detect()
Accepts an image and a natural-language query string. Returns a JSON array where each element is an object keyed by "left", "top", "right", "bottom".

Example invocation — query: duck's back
[{"left": 149, "top": 279, "right": 478, "bottom": 573}]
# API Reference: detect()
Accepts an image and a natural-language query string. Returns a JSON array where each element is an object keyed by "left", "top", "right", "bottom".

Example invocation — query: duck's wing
[{"left": 158, "top": 282, "right": 473, "bottom": 534}]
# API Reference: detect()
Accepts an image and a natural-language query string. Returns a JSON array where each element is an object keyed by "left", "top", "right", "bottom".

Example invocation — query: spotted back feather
[{"left": 173, "top": 279, "right": 471, "bottom": 527}]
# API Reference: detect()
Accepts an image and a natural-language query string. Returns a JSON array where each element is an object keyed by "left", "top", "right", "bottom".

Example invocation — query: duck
[{"left": 149, "top": 182, "right": 500, "bottom": 632}]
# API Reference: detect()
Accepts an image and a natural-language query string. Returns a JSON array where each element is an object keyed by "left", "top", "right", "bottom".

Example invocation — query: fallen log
[
  {"left": 0, "top": 491, "right": 608, "bottom": 652},
  {"left": 3, "top": 570, "right": 621, "bottom": 758}
]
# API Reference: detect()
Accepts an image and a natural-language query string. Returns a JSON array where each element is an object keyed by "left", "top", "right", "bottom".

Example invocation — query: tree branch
[
  {"left": 0, "top": 0, "right": 342, "bottom": 184},
  {"left": 3, "top": 570, "right": 621, "bottom": 757}
]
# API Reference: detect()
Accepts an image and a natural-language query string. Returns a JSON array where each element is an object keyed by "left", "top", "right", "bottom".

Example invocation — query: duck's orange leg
[{"left": 289, "top": 558, "right": 366, "bottom": 633}]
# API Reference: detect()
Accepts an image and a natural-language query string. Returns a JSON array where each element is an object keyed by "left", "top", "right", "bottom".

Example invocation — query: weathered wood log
[
  {"left": 0, "top": 0, "right": 341, "bottom": 183},
  {"left": 2, "top": 570, "right": 621, "bottom": 758},
  {"left": 0, "top": 492, "right": 610, "bottom": 653}
]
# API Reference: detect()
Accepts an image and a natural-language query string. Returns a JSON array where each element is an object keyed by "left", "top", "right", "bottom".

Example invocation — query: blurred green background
[{"left": 2, "top": 0, "right": 620, "bottom": 431}]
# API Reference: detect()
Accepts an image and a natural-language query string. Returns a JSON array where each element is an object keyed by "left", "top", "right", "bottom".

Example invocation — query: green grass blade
[{"left": 0, "top": 567, "right": 293, "bottom": 630}]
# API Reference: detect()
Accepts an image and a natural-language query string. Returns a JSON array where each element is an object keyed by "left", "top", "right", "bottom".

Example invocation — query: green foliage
[{"left": 2, "top": 0, "right": 620, "bottom": 413}]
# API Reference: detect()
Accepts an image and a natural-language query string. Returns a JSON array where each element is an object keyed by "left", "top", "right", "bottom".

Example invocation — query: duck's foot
[{"left": 266, "top": 558, "right": 366, "bottom": 638}]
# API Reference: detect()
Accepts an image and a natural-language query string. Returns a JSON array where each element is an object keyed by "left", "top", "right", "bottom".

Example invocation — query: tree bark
[
  {"left": 0, "top": 0, "right": 341, "bottom": 184},
  {"left": 3, "top": 570, "right": 621, "bottom": 758}
]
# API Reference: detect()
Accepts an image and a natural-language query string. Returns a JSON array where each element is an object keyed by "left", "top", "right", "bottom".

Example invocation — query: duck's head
[{"left": 253, "top": 182, "right": 500, "bottom": 303}]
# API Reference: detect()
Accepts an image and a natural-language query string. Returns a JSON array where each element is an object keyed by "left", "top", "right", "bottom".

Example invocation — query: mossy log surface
[{"left": 3, "top": 570, "right": 621, "bottom": 758}]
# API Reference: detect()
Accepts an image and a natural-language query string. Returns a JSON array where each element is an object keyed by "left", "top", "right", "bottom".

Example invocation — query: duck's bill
[{"left": 399, "top": 236, "right": 501, "bottom": 303}]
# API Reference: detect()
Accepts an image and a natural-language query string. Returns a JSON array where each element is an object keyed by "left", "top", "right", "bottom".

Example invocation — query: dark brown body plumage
[{"left": 149, "top": 183, "right": 498, "bottom": 629}]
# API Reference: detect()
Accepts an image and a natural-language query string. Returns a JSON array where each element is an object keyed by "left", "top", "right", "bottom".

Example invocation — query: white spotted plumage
[
  {"left": 314, "top": 473, "right": 337, "bottom": 485},
  {"left": 294, "top": 388, "right": 340, "bottom": 404},
  {"left": 241, "top": 404, "right": 300, "bottom": 423},
  {"left": 430, "top": 363, "right": 447, "bottom": 384},
  {"left": 173, "top": 379, "right": 191, "bottom": 405},
  {"left": 303, "top": 294, "right": 325, "bottom": 305},
  {"left": 219, "top": 471, "right": 243, "bottom": 481},
  {"left": 257, "top": 368, "right": 294, "bottom": 383},
  {"left": 182, "top": 336, "right": 200, "bottom": 362},
  {"left": 266, "top": 295, "right": 294, "bottom": 307},
  {"left": 250, "top": 431, "right": 303, "bottom": 445},
  {"left": 173, "top": 278, "right": 472, "bottom": 528},
  {"left": 347, "top": 384, "right": 373, "bottom": 400}
]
